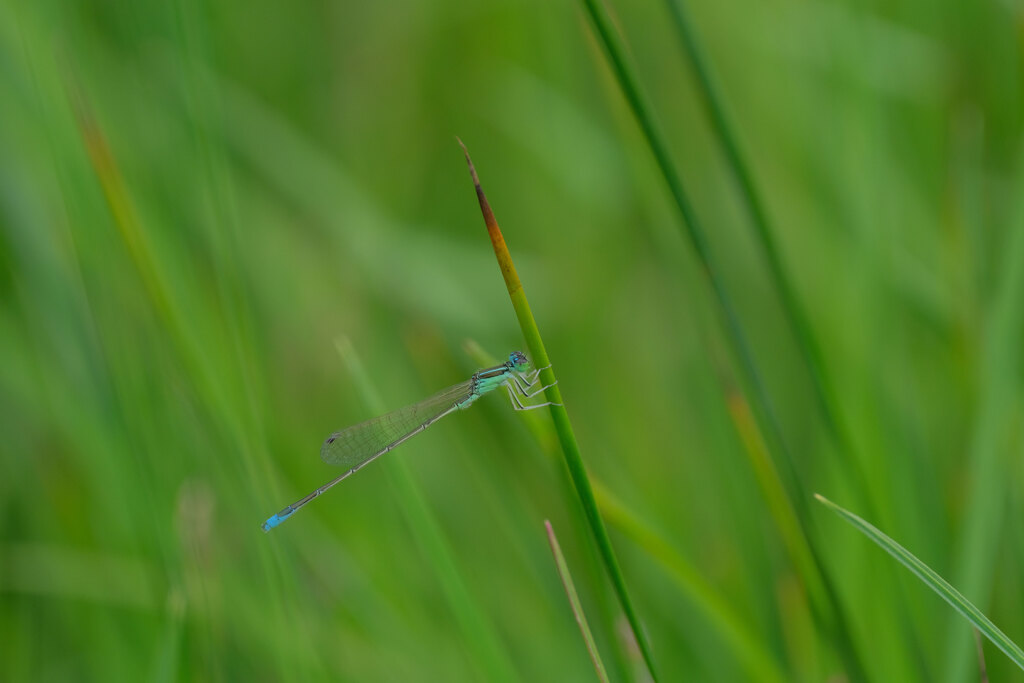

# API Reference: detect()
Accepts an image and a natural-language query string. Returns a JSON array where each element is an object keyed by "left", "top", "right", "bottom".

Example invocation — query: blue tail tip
[{"left": 261, "top": 507, "right": 295, "bottom": 532}]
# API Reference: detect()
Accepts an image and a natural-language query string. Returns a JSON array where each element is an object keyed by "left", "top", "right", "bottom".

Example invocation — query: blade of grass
[
  {"left": 545, "top": 520, "right": 611, "bottom": 683},
  {"left": 661, "top": 0, "right": 854, "bottom": 476},
  {"left": 66, "top": 75, "right": 308, "bottom": 679},
  {"left": 68, "top": 80, "right": 177, "bottom": 341},
  {"left": 660, "top": 6, "right": 936, "bottom": 676},
  {"left": 335, "top": 338, "right": 519, "bottom": 683},
  {"left": 465, "top": 340, "right": 788, "bottom": 683},
  {"left": 724, "top": 388, "right": 827, "bottom": 628},
  {"left": 576, "top": 0, "right": 803, "bottom": 549},
  {"left": 459, "top": 141, "right": 660, "bottom": 682},
  {"left": 718, "top": 366, "right": 865, "bottom": 681},
  {"left": 66, "top": 74, "right": 247, "bottom": 478},
  {"left": 575, "top": 4, "right": 869, "bottom": 680},
  {"left": 815, "top": 493, "right": 1024, "bottom": 672}
]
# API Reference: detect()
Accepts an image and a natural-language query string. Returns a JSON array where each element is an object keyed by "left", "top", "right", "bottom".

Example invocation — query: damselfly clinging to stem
[{"left": 261, "top": 351, "right": 558, "bottom": 531}]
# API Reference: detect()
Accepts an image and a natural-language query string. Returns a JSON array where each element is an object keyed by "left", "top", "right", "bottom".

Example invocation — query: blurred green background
[{"left": 2, "top": 0, "right": 1023, "bottom": 680}]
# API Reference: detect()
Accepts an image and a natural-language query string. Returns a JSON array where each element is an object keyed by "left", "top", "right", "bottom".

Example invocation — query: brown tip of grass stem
[
  {"left": 457, "top": 137, "right": 498, "bottom": 230},
  {"left": 457, "top": 138, "right": 521, "bottom": 295},
  {"left": 456, "top": 136, "right": 479, "bottom": 185}
]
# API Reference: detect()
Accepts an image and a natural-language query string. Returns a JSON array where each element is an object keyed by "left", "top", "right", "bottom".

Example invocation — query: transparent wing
[{"left": 320, "top": 379, "right": 475, "bottom": 467}]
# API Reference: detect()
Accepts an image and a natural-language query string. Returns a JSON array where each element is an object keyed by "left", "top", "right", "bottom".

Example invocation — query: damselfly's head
[{"left": 508, "top": 351, "right": 529, "bottom": 370}]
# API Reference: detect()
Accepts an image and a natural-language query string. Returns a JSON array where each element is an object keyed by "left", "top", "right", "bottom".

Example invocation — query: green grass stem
[
  {"left": 661, "top": 0, "right": 870, "bottom": 501},
  {"left": 576, "top": 3, "right": 867, "bottom": 679},
  {"left": 459, "top": 142, "right": 660, "bottom": 682},
  {"left": 465, "top": 340, "right": 787, "bottom": 683},
  {"left": 661, "top": 5, "right": 940, "bottom": 675},
  {"left": 576, "top": 0, "right": 804, "bottom": 536}
]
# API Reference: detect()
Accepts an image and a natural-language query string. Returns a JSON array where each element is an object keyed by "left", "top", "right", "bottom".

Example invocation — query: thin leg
[
  {"left": 505, "top": 384, "right": 561, "bottom": 411},
  {"left": 517, "top": 400, "right": 561, "bottom": 411},
  {"left": 509, "top": 374, "right": 556, "bottom": 398},
  {"left": 518, "top": 371, "right": 539, "bottom": 387},
  {"left": 505, "top": 384, "right": 528, "bottom": 411},
  {"left": 520, "top": 364, "right": 551, "bottom": 385},
  {"left": 516, "top": 370, "right": 544, "bottom": 389},
  {"left": 510, "top": 373, "right": 535, "bottom": 392},
  {"left": 509, "top": 376, "right": 538, "bottom": 397},
  {"left": 518, "top": 380, "right": 557, "bottom": 398}
]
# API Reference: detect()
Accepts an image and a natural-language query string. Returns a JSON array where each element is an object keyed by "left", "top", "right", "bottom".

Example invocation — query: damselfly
[{"left": 261, "top": 351, "right": 557, "bottom": 531}]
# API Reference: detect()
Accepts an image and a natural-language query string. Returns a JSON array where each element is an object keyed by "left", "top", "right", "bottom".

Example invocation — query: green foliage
[{"left": 1, "top": 0, "right": 1023, "bottom": 681}]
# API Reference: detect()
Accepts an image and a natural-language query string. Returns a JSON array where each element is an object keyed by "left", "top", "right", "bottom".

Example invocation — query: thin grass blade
[
  {"left": 815, "top": 494, "right": 1024, "bottom": 672},
  {"left": 662, "top": 0, "right": 853, "bottom": 474},
  {"left": 545, "top": 520, "right": 610, "bottom": 683}
]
